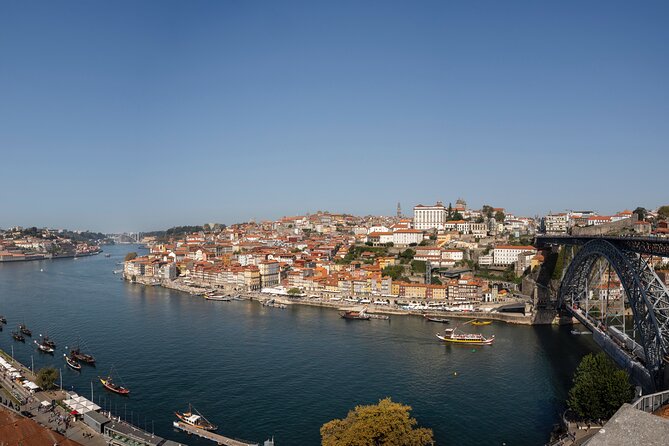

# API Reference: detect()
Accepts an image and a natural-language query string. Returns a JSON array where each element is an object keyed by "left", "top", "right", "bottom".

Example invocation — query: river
[{"left": 0, "top": 244, "right": 598, "bottom": 445}]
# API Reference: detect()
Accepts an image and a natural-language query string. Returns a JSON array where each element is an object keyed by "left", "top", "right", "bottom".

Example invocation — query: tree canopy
[
  {"left": 35, "top": 367, "right": 59, "bottom": 390},
  {"left": 656, "top": 205, "right": 669, "bottom": 220},
  {"left": 567, "top": 352, "right": 634, "bottom": 420},
  {"left": 321, "top": 397, "right": 434, "bottom": 446},
  {"left": 494, "top": 210, "right": 506, "bottom": 222},
  {"left": 287, "top": 287, "right": 301, "bottom": 295},
  {"left": 124, "top": 252, "right": 138, "bottom": 261},
  {"left": 633, "top": 207, "right": 647, "bottom": 221}
]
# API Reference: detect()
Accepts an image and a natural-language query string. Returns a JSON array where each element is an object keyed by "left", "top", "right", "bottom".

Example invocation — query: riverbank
[{"left": 127, "top": 275, "right": 536, "bottom": 325}]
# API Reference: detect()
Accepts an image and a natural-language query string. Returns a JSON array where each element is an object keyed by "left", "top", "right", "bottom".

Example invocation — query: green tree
[
  {"left": 35, "top": 367, "right": 59, "bottom": 390},
  {"left": 658, "top": 205, "right": 669, "bottom": 220},
  {"left": 321, "top": 397, "right": 434, "bottom": 446},
  {"left": 567, "top": 352, "right": 634, "bottom": 420},
  {"left": 494, "top": 210, "right": 505, "bottom": 222},
  {"left": 431, "top": 277, "right": 442, "bottom": 285},
  {"left": 398, "top": 249, "right": 415, "bottom": 263},
  {"left": 482, "top": 205, "right": 494, "bottom": 219},
  {"left": 287, "top": 288, "right": 301, "bottom": 296},
  {"left": 411, "top": 260, "right": 426, "bottom": 274},
  {"left": 447, "top": 203, "right": 453, "bottom": 219},
  {"left": 382, "top": 265, "right": 405, "bottom": 280},
  {"left": 124, "top": 252, "right": 138, "bottom": 261},
  {"left": 633, "top": 207, "right": 647, "bottom": 221}
]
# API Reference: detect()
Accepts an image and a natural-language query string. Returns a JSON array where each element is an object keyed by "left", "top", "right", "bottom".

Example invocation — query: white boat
[
  {"left": 34, "top": 340, "right": 54, "bottom": 353},
  {"left": 205, "top": 294, "right": 232, "bottom": 302}
]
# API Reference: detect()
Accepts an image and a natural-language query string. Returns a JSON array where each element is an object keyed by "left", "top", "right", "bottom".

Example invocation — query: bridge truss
[{"left": 558, "top": 239, "right": 669, "bottom": 387}]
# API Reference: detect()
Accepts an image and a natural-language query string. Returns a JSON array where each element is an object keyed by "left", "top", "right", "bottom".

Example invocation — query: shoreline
[{"left": 127, "top": 275, "right": 539, "bottom": 325}]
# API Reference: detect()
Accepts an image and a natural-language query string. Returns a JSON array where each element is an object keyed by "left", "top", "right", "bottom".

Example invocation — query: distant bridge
[{"left": 535, "top": 235, "right": 669, "bottom": 391}]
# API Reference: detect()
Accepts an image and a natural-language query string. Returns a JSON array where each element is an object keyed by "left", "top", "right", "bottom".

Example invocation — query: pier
[{"left": 173, "top": 421, "right": 259, "bottom": 446}]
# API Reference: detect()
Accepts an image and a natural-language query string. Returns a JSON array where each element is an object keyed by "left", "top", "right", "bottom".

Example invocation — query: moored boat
[
  {"left": 471, "top": 320, "right": 492, "bottom": 326},
  {"left": 340, "top": 309, "right": 370, "bottom": 320},
  {"left": 424, "top": 315, "right": 450, "bottom": 323},
  {"left": 34, "top": 340, "right": 54, "bottom": 354},
  {"left": 0, "top": 316, "right": 6, "bottom": 324},
  {"left": 64, "top": 354, "right": 82, "bottom": 371},
  {"left": 40, "top": 334, "right": 56, "bottom": 349},
  {"left": 11, "top": 331, "right": 25, "bottom": 342},
  {"left": 175, "top": 404, "right": 217, "bottom": 431},
  {"left": 70, "top": 347, "right": 96, "bottom": 365},
  {"left": 205, "top": 294, "right": 233, "bottom": 301},
  {"left": 99, "top": 376, "right": 130, "bottom": 395},
  {"left": 19, "top": 323, "right": 32, "bottom": 336},
  {"left": 436, "top": 328, "right": 494, "bottom": 345}
]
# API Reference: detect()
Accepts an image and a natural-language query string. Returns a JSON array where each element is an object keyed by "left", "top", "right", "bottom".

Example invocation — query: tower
[{"left": 397, "top": 202, "right": 402, "bottom": 218}]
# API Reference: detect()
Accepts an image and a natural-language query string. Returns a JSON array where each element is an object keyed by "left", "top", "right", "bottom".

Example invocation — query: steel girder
[
  {"left": 536, "top": 236, "right": 669, "bottom": 257},
  {"left": 559, "top": 239, "right": 669, "bottom": 381}
]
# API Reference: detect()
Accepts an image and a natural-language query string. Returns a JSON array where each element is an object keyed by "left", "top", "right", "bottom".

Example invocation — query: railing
[{"left": 632, "top": 389, "right": 669, "bottom": 413}]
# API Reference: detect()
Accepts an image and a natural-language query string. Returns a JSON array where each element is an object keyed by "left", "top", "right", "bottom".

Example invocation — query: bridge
[{"left": 535, "top": 235, "right": 669, "bottom": 391}]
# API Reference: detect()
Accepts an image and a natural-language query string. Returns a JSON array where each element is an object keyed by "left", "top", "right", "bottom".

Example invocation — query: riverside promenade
[{"left": 129, "top": 276, "right": 535, "bottom": 324}]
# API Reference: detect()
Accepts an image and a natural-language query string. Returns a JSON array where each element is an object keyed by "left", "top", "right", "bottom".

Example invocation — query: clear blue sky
[{"left": 1, "top": 1, "right": 667, "bottom": 232}]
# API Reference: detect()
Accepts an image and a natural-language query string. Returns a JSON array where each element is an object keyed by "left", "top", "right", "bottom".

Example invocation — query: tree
[
  {"left": 567, "top": 352, "right": 634, "bottom": 420},
  {"left": 287, "top": 288, "right": 301, "bottom": 296},
  {"left": 35, "top": 367, "right": 59, "bottom": 390},
  {"left": 494, "top": 211, "right": 505, "bottom": 222},
  {"left": 411, "top": 260, "right": 426, "bottom": 274},
  {"left": 447, "top": 203, "right": 453, "bottom": 219},
  {"left": 482, "top": 205, "right": 494, "bottom": 219},
  {"left": 321, "top": 397, "right": 434, "bottom": 446},
  {"left": 431, "top": 277, "right": 442, "bottom": 285},
  {"left": 633, "top": 207, "right": 647, "bottom": 221},
  {"left": 382, "top": 265, "right": 405, "bottom": 280},
  {"left": 658, "top": 205, "right": 669, "bottom": 220},
  {"left": 124, "top": 252, "right": 138, "bottom": 261}
]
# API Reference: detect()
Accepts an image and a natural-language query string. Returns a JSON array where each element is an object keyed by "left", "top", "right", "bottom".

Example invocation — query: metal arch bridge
[{"left": 535, "top": 235, "right": 669, "bottom": 390}]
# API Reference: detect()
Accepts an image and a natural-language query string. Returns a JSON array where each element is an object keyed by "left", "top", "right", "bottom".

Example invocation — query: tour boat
[
  {"left": 70, "top": 347, "right": 96, "bottom": 364},
  {"left": 424, "top": 315, "right": 450, "bottom": 323},
  {"left": 436, "top": 328, "right": 494, "bottom": 345},
  {"left": 175, "top": 404, "right": 217, "bottom": 431},
  {"left": 471, "top": 320, "right": 492, "bottom": 326},
  {"left": 64, "top": 354, "right": 82, "bottom": 371},
  {"left": 340, "top": 310, "right": 370, "bottom": 320},
  {"left": 34, "top": 340, "right": 54, "bottom": 354},
  {"left": 99, "top": 376, "right": 130, "bottom": 395},
  {"left": 19, "top": 323, "right": 32, "bottom": 336},
  {"left": 11, "top": 331, "right": 25, "bottom": 342}
]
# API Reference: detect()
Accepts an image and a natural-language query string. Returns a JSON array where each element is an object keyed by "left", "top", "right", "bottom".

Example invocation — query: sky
[{"left": 1, "top": 1, "right": 667, "bottom": 232}]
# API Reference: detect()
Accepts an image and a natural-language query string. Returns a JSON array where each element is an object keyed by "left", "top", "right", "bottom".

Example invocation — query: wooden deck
[{"left": 173, "top": 421, "right": 258, "bottom": 446}]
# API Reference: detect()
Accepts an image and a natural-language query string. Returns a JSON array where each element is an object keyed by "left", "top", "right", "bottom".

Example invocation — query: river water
[{"left": 0, "top": 244, "right": 598, "bottom": 445}]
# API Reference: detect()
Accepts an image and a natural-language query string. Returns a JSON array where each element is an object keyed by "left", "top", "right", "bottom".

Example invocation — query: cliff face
[{"left": 523, "top": 247, "right": 571, "bottom": 324}]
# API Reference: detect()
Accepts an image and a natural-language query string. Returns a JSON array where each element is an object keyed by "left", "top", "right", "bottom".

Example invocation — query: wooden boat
[
  {"left": 175, "top": 404, "right": 217, "bottom": 431},
  {"left": 70, "top": 347, "right": 96, "bottom": 364},
  {"left": 424, "top": 315, "right": 450, "bottom": 323},
  {"left": 34, "top": 340, "right": 54, "bottom": 354},
  {"left": 436, "top": 328, "right": 494, "bottom": 346},
  {"left": 0, "top": 316, "right": 6, "bottom": 324},
  {"left": 205, "top": 294, "right": 233, "bottom": 302},
  {"left": 40, "top": 334, "right": 56, "bottom": 349},
  {"left": 18, "top": 323, "right": 32, "bottom": 336},
  {"left": 64, "top": 354, "right": 82, "bottom": 371},
  {"left": 99, "top": 376, "right": 130, "bottom": 395},
  {"left": 471, "top": 320, "right": 492, "bottom": 326},
  {"left": 11, "top": 331, "right": 25, "bottom": 342},
  {"left": 340, "top": 310, "right": 370, "bottom": 320}
]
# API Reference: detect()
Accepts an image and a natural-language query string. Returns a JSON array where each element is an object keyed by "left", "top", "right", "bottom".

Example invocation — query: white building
[
  {"left": 413, "top": 202, "right": 447, "bottom": 230},
  {"left": 492, "top": 245, "right": 537, "bottom": 266},
  {"left": 393, "top": 229, "right": 424, "bottom": 246},
  {"left": 544, "top": 214, "right": 568, "bottom": 233},
  {"left": 258, "top": 260, "right": 280, "bottom": 287}
]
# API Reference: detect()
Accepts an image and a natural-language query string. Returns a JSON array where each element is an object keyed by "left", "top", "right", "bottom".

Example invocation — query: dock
[{"left": 173, "top": 421, "right": 259, "bottom": 446}]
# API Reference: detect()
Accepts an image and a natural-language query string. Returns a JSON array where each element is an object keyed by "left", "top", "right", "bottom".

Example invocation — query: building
[
  {"left": 413, "top": 202, "right": 447, "bottom": 230},
  {"left": 544, "top": 213, "right": 568, "bottom": 233},
  {"left": 492, "top": 245, "right": 537, "bottom": 266},
  {"left": 392, "top": 229, "right": 424, "bottom": 246},
  {"left": 259, "top": 260, "right": 280, "bottom": 287}
]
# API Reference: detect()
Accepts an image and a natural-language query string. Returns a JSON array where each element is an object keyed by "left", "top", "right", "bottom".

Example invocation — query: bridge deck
[
  {"left": 535, "top": 235, "right": 669, "bottom": 257},
  {"left": 173, "top": 421, "right": 259, "bottom": 446}
]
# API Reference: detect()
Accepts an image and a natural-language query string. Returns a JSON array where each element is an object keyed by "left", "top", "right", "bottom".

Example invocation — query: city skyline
[{"left": 1, "top": 1, "right": 667, "bottom": 232}]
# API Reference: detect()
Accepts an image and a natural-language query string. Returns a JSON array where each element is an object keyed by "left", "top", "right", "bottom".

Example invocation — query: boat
[
  {"left": 99, "top": 376, "right": 130, "bottom": 395},
  {"left": 436, "top": 328, "right": 494, "bottom": 345},
  {"left": 175, "top": 404, "right": 217, "bottom": 431},
  {"left": 471, "top": 320, "right": 492, "bottom": 326},
  {"left": 0, "top": 316, "right": 6, "bottom": 324},
  {"left": 34, "top": 340, "right": 54, "bottom": 354},
  {"left": 70, "top": 347, "right": 96, "bottom": 365},
  {"left": 571, "top": 330, "right": 592, "bottom": 335},
  {"left": 18, "top": 323, "right": 32, "bottom": 336},
  {"left": 11, "top": 331, "right": 25, "bottom": 342},
  {"left": 205, "top": 294, "right": 233, "bottom": 302},
  {"left": 40, "top": 334, "right": 56, "bottom": 349},
  {"left": 424, "top": 315, "right": 450, "bottom": 323},
  {"left": 64, "top": 354, "right": 81, "bottom": 371},
  {"left": 105, "top": 254, "right": 111, "bottom": 258},
  {"left": 340, "top": 309, "right": 370, "bottom": 320}
]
